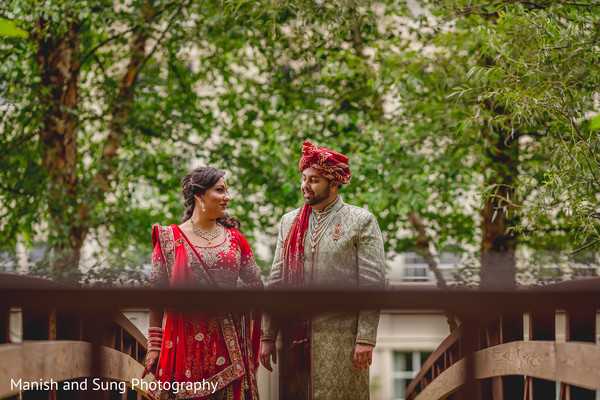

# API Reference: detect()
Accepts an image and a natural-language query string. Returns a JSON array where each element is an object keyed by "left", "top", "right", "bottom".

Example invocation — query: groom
[{"left": 260, "top": 141, "right": 386, "bottom": 399}]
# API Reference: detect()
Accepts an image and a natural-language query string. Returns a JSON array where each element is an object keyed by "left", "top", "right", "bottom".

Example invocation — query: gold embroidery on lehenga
[
  {"left": 183, "top": 241, "right": 215, "bottom": 285},
  {"left": 194, "top": 230, "right": 232, "bottom": 268}
]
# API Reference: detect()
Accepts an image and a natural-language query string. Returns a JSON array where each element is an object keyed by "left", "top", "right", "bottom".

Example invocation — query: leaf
[
  {"left": 0, "top": 20, "right": 28, "bottom": 38},
  {"left": 482, "top": 184, "right": 496, "bottom": 194},
  {"left": 590, "top": 114, "right": 600, "bottom": 131}
]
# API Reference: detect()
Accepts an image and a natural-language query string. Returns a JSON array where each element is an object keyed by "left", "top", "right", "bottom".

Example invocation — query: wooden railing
[
  {"left": 0, "top": 274, "right": 152, "bottom": 400},
  {"left": 405, "top": 278, "right": 600, "bottom": 400},
  {"left": 1, "top": 274, "right": 599, "bottom": 399}
]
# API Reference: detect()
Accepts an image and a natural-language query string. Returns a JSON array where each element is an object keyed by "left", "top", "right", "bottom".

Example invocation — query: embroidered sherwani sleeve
[
  {"left": 261, "top": 218, "right": 286, "bottom": 341},
  {"left": 355, "top": 213, "right": 386, "bottom": 346}
]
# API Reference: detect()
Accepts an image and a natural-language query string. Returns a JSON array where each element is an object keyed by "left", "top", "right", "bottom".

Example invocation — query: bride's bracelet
[{"left": 147, "top": 327, "right": 163, "bottom": 352}]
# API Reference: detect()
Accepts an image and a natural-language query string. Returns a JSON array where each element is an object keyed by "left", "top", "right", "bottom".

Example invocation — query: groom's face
[{"left": 301, "top": 167, "right": 332, "bottom": 206}]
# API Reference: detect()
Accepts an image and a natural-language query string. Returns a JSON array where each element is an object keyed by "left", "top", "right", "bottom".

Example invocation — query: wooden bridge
[
  {"left": 0, "top": 274, "right": 151, "bottom": 400},
  {"left": 0, "top": 273, "right": 599, "bottom": 399},
  {"left": 405, "top": 279, "right": 600, "bottom": 400}
]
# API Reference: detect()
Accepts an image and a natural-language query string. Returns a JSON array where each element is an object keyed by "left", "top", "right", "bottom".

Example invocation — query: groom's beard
[{"left": 304, "top": 183, "right": 331, "bottom": 206}]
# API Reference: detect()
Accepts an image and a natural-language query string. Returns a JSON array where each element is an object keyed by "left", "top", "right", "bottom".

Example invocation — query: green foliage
[
  {"left": 0, "top": 19, "right": 27, "bottom": 37},
  {"left": 0, "top": 0, "right": 211, "bottom": 283},
  {"left": 1, "top": 0, "right": 598, "bottom": 285},
  {"left": 421, "top": 0, "right": 600, "bottom": 278}
]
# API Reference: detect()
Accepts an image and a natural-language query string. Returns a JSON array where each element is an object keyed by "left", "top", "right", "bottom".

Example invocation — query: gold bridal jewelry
[{"left": 191, "top": 221, "right": 221, "bottom": 244}]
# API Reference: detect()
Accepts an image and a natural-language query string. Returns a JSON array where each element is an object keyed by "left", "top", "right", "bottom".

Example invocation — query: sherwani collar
[{"left": 310, "top": 195, "right": 344, "bottom": 215}]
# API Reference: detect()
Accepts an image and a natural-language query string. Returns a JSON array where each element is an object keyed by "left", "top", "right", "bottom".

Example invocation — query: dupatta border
[{"left": 153, "top": 225, "right": 176, "bottom": 278}]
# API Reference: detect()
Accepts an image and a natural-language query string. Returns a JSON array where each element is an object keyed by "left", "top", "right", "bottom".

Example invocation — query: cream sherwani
[{"left": 263, "top": 197, "right": 386, "bottom": 399}]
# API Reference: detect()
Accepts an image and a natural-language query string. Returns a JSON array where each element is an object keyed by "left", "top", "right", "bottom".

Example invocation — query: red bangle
[{"left": 147, "top": 327, "right": 163, "bottom": 351}]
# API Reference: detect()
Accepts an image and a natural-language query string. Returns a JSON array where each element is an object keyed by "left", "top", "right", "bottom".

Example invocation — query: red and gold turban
[{"left": 298, "top": 141, "right": 351, "bottom": 185}]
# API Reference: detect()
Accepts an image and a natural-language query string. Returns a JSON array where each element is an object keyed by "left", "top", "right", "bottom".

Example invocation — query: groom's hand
[
  {"left": 260, "top": 340, "right": 277, "bottom": 372},
  {"left": 353, "top": 343, "right": 374, "bottom": 371}
]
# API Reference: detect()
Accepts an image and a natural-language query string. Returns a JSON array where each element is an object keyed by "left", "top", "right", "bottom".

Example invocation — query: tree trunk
[
  {"left": 94, "top": 17, "right": 149, "bottom": 194},
  {"left": 407, "top": 211, "right": 458, "bottom": 331},
  {"left": 34, "top": 4, "right": 153, "bottom": 284},
  {"left": 35, "top": 17, "right": 83, "bottom": 284},
  {"left": 480, "top": 122, "right": 519, "bottom": 289}
]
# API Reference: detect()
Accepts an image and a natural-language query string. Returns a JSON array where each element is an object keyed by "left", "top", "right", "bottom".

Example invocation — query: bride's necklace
[{"left": 191, "top": 221, "right": 221, "bottom": 245}]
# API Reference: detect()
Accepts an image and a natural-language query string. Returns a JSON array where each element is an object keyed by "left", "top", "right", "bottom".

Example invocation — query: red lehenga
[{"left": 149, "top": 224, "right": 263, "bottom": 400}]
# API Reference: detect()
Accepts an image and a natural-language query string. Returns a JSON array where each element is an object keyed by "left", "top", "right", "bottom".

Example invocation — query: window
[
  {"left": 403, "top": 253, "right": 429, "bottom": 282},
  {"left": 403, "top": 266, "right": 428, "bottom": 282},
  {"left": 393, "top": 351, "right": 432, "bottom": 400}
]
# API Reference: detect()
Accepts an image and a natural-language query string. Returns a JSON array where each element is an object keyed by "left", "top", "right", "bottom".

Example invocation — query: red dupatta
[
  {"left": 280, "top": 205, "right": 312, "bottom": 373},
  {"left": 282, "top": 204, "right": 311, "bottom": 287},
  {"left": 149, "top": 224, "right": 260, "bottom": 399}
]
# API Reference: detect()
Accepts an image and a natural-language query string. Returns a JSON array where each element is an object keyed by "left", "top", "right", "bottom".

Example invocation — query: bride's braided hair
[{"left": 181, "top": 167, "right": 240, "bottom": 229}]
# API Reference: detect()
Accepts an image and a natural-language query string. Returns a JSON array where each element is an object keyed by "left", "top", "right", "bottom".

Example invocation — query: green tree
[
  {"left": 203, "top": 0, "right": 479, "bottom": 295},
  {"left": 0, "top": 1, "right": 220, "bottom": 284},
  {"left": 2, "top": 0, "right": 597, "bottom": 289},
  {"left": 431, "top": 0, "right": 600, "bottom": 283},
  {"left": 207, "top": 0, "right": 599, "bottom": 288}
]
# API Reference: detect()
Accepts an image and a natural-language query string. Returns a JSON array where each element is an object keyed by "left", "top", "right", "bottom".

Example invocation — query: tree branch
[
  {"left": 450, "top": 0, "right": 549, "bottom": 16},
  {"left": 77, "top": 2, "right": 179, "bottom": 70},
  {"left": 0, "top": 184, "right": 33, "bottom": 196},
  {"left": 91, "top": 1, "right": 189, "bottom": 199},
  {"left": 135, "top": 1, "right": 189, "bottom": 81},
  {"left": 520, "top": 129, "right": 548, "bottom": 138},
  {"left": 562, "top": 1, "right": 600, "bottom": 5},
  {"left": 78, "top": 28, "right": 137, "bottom": 69},
  {"left": 540, "top": 39, "right": 599, "bottom": 51},
  {"left": 570, "top": 239, "right": 600, "bottom": 254},
  {"left": 407, "top": 210, "right": 458, "bottom": 332},
  {"left": 1, "top": 127, "right": 37, "bottom": 156},
  {"left": 560, "top": 110, "right": 600, "bottom": 187}
]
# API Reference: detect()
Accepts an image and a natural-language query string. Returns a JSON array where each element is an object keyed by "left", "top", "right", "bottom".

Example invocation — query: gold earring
[{"left": 200, "top": 202, "right": 206, "bottom": 212}]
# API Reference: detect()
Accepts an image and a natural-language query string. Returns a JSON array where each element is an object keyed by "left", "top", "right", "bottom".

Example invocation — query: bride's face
[{"left": 196, "top": 177, "right": 230, "bottom": 218}]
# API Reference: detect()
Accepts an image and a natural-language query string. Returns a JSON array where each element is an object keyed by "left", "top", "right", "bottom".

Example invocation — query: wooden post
[
  {"left": 87, "top": 312, "right": 110, "bottom": 400},
  {"left": 529, "top": 310, "right": 556, "bottom": 399},
  {"left": 500, "top": 312, "right": 524, "bottom": 399},
  {"left": 0, "top": 306, "right": 10, "bottom": 343},
  {"left": 484, "top": 315, "right": 502, "bottom": 400},
  {"left": 461, "top": 318, "right": 482, "bottom": 400},
  {"left": 565, "top": 307, "right": 596, "bottom": 400},
  {"left": 21, "top": 307, "right": 55, "bottom": 400}
]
